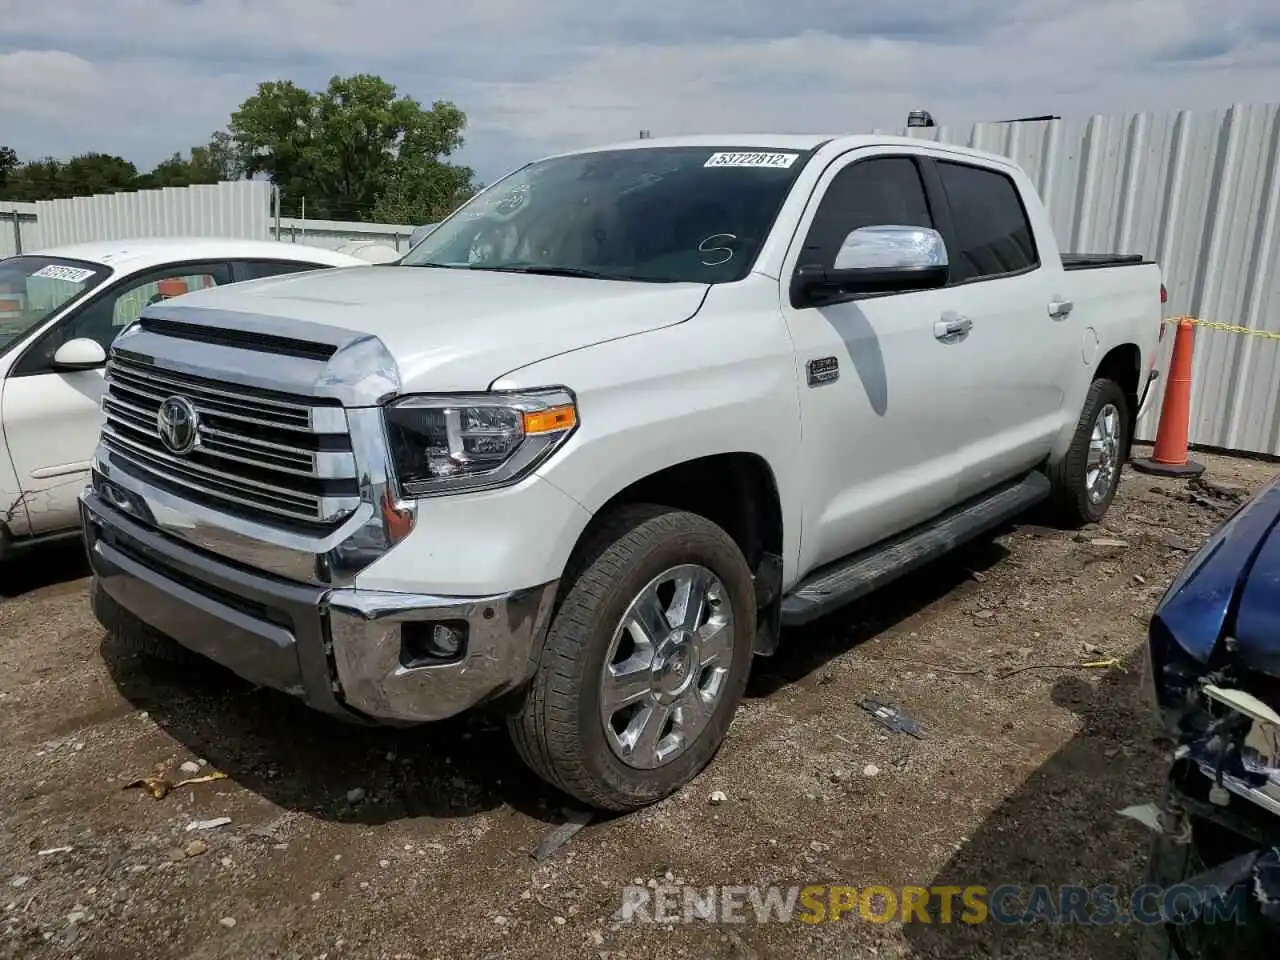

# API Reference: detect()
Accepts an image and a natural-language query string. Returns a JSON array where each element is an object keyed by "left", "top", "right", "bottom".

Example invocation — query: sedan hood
[
  {"left": 145, "top": 265, "right": 709, "bottom": 393},
  {"left": 1152, "top": 473, "right": 1280, "bottom": 676}
]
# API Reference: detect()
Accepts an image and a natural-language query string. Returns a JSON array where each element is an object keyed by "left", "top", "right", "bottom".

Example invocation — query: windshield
[
  {"left": 401, "top": 146, "right": 811, "bottom": 283},
  {"left": 0, "top": 255, "right": 110, "bottom": 354}
]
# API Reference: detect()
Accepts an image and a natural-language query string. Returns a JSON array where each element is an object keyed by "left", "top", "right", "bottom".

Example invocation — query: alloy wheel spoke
[
  {"left": 675, "top": 691, "right": 711, "bottom": 741},
  {"left": 671, "top": 567, "right": 709, "bottom": 633},
  {"left": 698, "top": 620, "right": 733, "bottom": 668},
  {"left": 631, "top": 702, "right": 673, "bottom": 760},
  {"left": 629, "top": 587, "right": 671, "bottom": 645},
  {"left": 602, "top": 661, "right": 653, "bottom": 715}
]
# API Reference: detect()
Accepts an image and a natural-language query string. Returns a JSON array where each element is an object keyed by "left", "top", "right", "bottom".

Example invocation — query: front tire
[
  {"left": 1047, "top": 377, "right": 1130, "bottom": 527},
  {"left": 508, "top": 505, "right": 756, "bottom": 811}
]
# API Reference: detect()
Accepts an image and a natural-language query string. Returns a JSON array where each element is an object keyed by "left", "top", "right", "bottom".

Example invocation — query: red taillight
[{"left": 1160, "top": 283, "right": 1168, "bottom": 304}]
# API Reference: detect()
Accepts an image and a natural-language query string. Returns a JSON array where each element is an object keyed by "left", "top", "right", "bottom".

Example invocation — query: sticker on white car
[
  {"left": 31, "top": 264, "right": 98, "bottom": 284},
  {"left": 704, "top": 152, "right": 799, "bottom": 169}
]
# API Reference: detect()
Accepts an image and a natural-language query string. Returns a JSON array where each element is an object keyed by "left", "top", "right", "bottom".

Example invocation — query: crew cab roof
[{"left": 542, "top": 133, "right": 1021, "bottom": 171}]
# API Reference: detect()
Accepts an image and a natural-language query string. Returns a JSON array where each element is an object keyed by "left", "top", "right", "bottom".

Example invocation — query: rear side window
[
  {"left": 936, "top": 161, "right": 1038, "bottom": 282},
  {"left": 801, "top": 157, "right": 934, "bottom": 267}
]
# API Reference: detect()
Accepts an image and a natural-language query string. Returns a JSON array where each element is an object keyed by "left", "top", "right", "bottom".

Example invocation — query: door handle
[
  {"left": 934, "top": 315, "right": 973, "bottom": 341},
  {"left": 1048, "top": 299, "right": 1074, "bottom": 319}
]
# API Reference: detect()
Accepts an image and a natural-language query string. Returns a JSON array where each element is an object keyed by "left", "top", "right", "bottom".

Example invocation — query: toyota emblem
[{"left": 157, "top": 396, "right": 199, "bottom": 455}]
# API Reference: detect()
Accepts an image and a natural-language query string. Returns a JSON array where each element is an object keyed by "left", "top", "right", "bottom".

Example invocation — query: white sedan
[{"left": 0, "top": 237, "right": 369, "bottom": 558}]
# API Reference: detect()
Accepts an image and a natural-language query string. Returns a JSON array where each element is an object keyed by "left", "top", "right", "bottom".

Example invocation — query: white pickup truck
[{"left": 81, "top": 135, "right": 1164, "bottom": 810}]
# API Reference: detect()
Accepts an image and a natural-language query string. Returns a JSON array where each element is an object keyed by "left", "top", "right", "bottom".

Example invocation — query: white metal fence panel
[
  {"left": 0, "top": 202, "right": 42, "bottom": 257},
  {"left": 31, "top": 181, "right": 273, "bottom": 250},
  {"left": 880, "top": 102, "right": 1280, "bottom": 455}
]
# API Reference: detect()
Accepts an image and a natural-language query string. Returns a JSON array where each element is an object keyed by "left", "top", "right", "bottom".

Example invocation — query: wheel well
[
  {"left": 1095, "top": 344, "right": 1140, "bottom": 403},
  {"left": 1094, "top": 343, "right": 1141, "bottom": 452},
  {"left": 596, "top": 453, "right": 784, "bottom": 576}
]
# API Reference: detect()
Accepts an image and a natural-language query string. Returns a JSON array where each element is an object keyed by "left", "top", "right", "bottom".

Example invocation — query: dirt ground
[{"left": 1, "top": 445, "right": 1275, "bottom": 960}]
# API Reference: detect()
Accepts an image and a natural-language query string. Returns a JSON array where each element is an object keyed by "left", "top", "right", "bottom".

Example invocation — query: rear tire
[
  {"left": 508, "top": 505, "right": 756, "bottom": 811},
  {"left": 1046, "top": 378, "right": 1130, "bottom": 527}
]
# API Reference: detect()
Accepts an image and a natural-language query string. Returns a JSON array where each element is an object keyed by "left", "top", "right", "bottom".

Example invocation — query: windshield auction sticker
[
  {"left": 31, "top": 264, "right": 97, "bottom": 284},
  {"left": 704, "top": 151, "right": 799, "bottom": 169}
]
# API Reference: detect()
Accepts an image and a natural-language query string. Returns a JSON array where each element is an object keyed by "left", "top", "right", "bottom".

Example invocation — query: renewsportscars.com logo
[{"left": 616, "top": 883, "right": 1251, "bottom": 927}]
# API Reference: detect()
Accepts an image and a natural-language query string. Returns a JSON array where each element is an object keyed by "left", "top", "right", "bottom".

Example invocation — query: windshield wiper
[{"left": 468, "top": 265, "right": 649, "bottom": 282}]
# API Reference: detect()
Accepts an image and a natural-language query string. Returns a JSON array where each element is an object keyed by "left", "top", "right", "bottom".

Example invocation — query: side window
[
  {"left": 800, "top": 157, "right": 933, "bottom": 267},
  {"left": 106, "top": 271, "right": 220, "bottom": 330},
  {"left": 237, "top": 260, "right": 331, "bottom": 281},
  {"left": 936, "top": 161, "right": 1038, "bottom": 283},
  {"left": 15, "top": 263, "right": 230, "bottom": 375}
]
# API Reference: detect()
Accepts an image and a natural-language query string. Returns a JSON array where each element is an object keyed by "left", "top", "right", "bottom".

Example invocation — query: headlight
[{"left": 384, "top": 388, "right": 577, "bottom": 497}]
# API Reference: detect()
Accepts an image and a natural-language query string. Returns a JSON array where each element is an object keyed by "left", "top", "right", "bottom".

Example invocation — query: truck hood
[
  {"left": 146, "top": 265, "right": 710, "bottom": 393},
  {"left": 1152, "top": 473, "right": 1280, "bottom": 676}
]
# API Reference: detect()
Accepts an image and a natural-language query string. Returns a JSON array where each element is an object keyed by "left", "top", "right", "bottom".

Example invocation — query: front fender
[
  {"left": 0, "top": 432, "right": 30, "bottom": 541},
  {"left": 1151, "top": 474, "right": 1280, "bottom": 665},
  {"left": 491, "top": 279, "right": 804, "bottom": 584}
]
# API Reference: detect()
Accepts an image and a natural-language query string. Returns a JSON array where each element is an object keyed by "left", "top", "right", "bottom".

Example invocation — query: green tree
[
  {"left": 139, "top": 132, "right": 242, "bottom": 189},
  {"left": 142, "top": 153, "right": 205, "bottom": 189},
  {"left": 229, "top": 73, "right": 476, "bottom": 221},
  {"left": 0, "top": 147, "right": 17, "bottom": 192},
  {"left": 372, "top": 160, "right": 478, "bottom": 225},
  {"left": 1, "top": 153, "right": 140, "bottom": 201},
  {"left": 1, "top": 158, "right": 60, "bottom": 201},
  {"left": 62, "top": 153, "right": 140, "bottom": 195},
  {"left": 194, "top": 131, "right": 240, "bottom": 182}
]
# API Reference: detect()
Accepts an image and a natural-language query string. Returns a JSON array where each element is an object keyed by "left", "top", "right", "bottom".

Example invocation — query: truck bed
[{"left": 1060, "top": 252, "right": 1150, "bottom": 271}]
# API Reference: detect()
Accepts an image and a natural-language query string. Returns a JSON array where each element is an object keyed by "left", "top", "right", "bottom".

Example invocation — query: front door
[
  {"left": 2, "top": 262, "right": 230, "bottom": 534},
  {"left": 778, "top": 151, "right": 977, "bottom": 577}
]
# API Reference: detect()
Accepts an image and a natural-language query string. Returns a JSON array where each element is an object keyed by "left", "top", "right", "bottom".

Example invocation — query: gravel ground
[{"left": 0, "top": 445, "right": 1275, "bottom": 960}]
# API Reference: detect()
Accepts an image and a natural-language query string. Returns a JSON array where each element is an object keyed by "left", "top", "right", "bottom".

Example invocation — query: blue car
[{"left": 1144, "top": 473, "right": 1280, "bottom": 957}]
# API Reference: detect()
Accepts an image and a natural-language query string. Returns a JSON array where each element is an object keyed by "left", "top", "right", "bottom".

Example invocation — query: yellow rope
[{"left": 1165, "top": 315, "right": 1280, "bottom": 341}]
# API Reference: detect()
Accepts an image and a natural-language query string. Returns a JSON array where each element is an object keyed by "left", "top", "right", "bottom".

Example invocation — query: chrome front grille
[{"left": 101, "top": 351, "right": 361, "bottom": 527}]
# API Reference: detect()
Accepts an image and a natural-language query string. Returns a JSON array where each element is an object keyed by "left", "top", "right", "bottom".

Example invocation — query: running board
[{"left": 780, "top": 471, "right": 1051, "bottom": 627}]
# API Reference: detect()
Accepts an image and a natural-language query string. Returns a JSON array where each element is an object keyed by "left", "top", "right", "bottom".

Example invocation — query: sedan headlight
[{"left": 384, "top": 389, "right": 577, "bottom": 496}]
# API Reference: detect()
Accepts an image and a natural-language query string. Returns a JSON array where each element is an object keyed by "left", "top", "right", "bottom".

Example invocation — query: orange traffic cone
[{"left": 1132, "top": 318, "right": 1205, "bottom": 478}]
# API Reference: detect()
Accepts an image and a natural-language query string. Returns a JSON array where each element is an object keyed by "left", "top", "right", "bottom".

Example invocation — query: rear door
[
  {"left": 929, "top": 157, "right": 1075, "bottom": 500},
  {"left": 3, "top": 261, "right": 232, "bottom": 534}
]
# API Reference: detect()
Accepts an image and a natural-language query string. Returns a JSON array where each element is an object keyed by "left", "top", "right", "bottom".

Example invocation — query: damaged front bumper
[
  {"left": 1137, "top": 689, "right": 1280, "bottom": 953},
  {"left": 1140, "top": 472, "right": 1280, "bottom": 952}
]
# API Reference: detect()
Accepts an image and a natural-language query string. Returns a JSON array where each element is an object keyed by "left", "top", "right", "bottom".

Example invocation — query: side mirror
[
  {"left": 51, "top": 338, "right": 107, "bottom": 371},
  {"left": 792, "top": 225, "right": 949, "bottom": 307}
]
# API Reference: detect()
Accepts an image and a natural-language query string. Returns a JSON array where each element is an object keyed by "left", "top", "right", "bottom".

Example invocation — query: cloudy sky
[{"left": 1, "top": 0, "right": 1277, "bottom": 184}]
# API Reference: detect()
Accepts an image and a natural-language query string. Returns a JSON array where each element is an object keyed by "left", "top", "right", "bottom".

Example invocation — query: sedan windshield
[
  {"left": 401, "top": 146, "right": 811, "bottom": 284},
  {"left": 0, "top": 255, "right": 110, "bottom": 353}
]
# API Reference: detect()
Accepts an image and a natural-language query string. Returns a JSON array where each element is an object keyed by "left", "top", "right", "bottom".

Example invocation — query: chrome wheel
[
  {"left": 599, "top": 564, "right": 734, "bottom": 770},
  {"left": 1086, "top": 402, "right": 1121, "bottom": 503}
]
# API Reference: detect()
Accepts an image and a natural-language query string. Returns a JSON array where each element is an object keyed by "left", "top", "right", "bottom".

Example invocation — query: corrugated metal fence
[
  {"left": 28, "top": 180, "right": 273, "bottom": 248},
  {"left": 883, "top": 102, "right": 1280, "bottom": 455},
  {"left": 5, "top": 182, "right": 421, "bottom": 256},
  {"left": 0, "top": 202, "right": 40, "bottom": 258}
]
